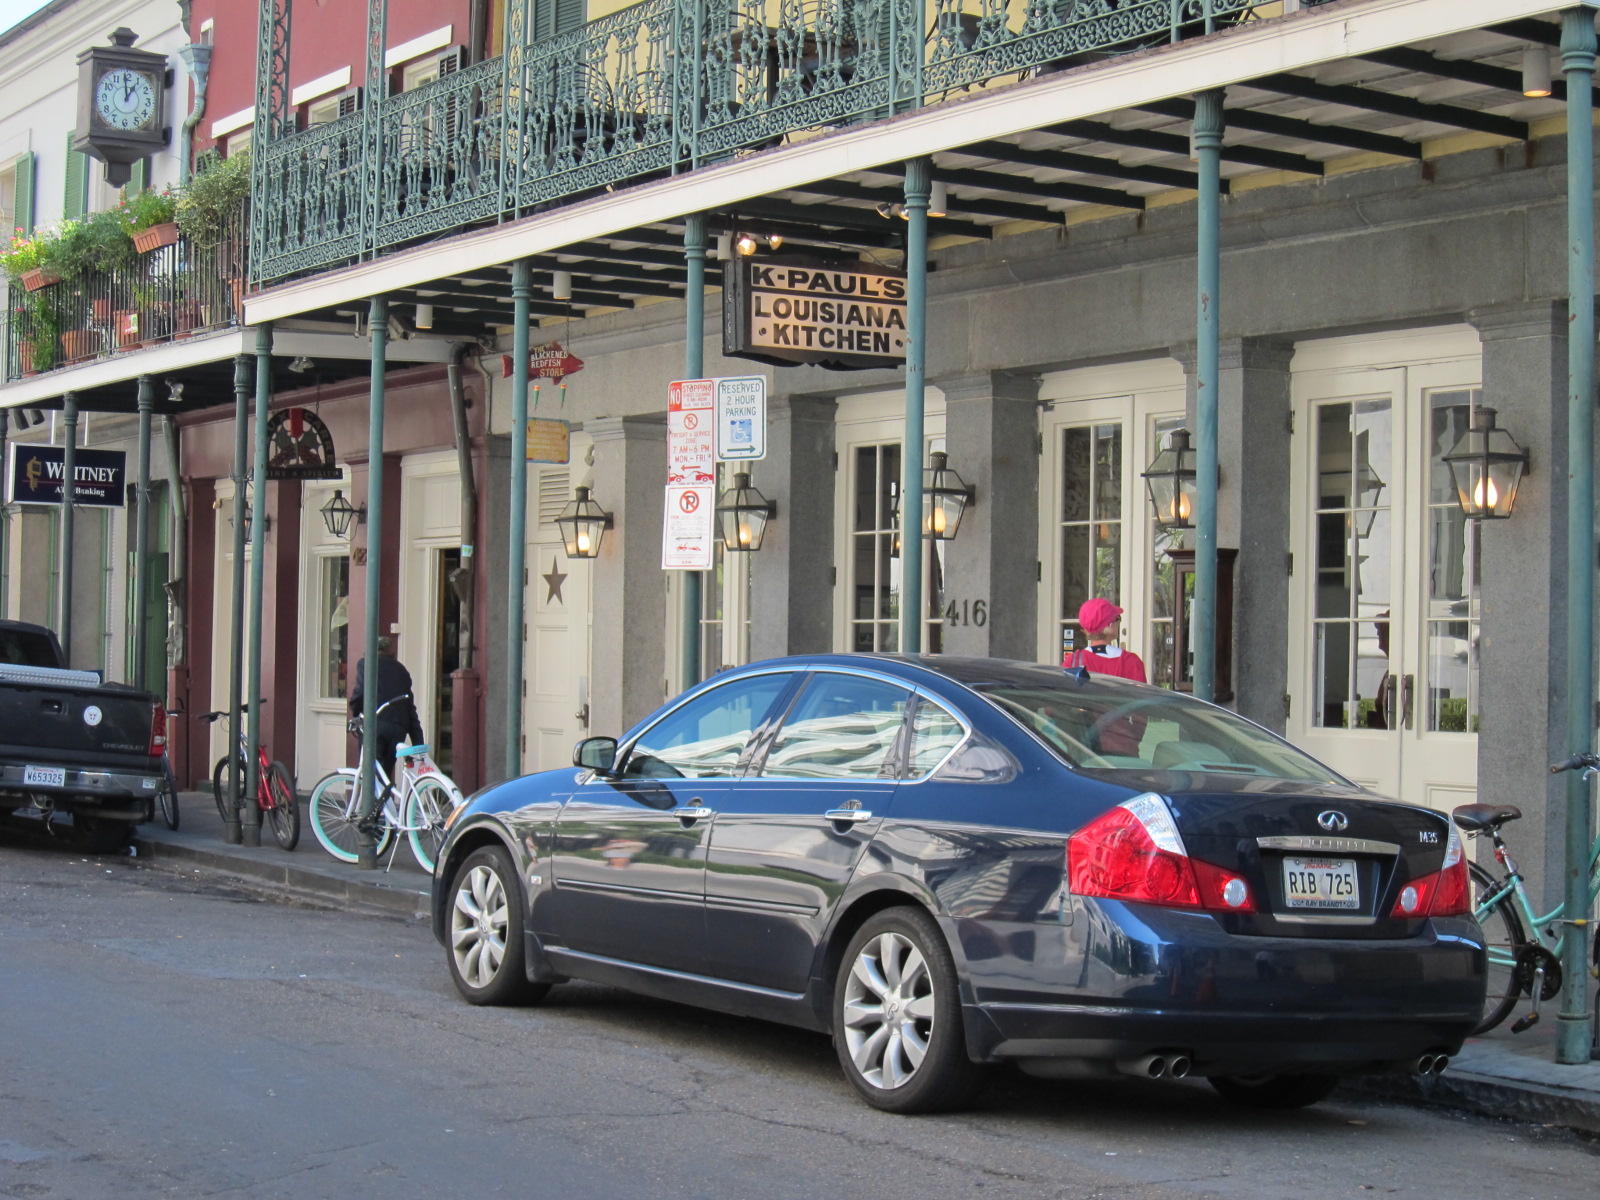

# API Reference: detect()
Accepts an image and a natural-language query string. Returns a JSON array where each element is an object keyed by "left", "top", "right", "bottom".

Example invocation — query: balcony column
[
  {"left": 130, "top": 376, "right": 154, "bottom": 690},
  {"left": 506, "top": 261, "right": 532, "bottom": 780},
  {"left": 243, "top": 326, "right": 274, "bottom": 847},
  {"left": 1192, "top": 90, "right": 1224, "bottom": 703},
  {"left": 357, "top": 297, "right": 389, "bottom": 868},
  {"left": 225, "top": 356, "right": 249, "bottom": 845},
  {"left": 1557, "top": 5, "right": 1596, "bottom": 1067},
  {"left": 0, "top": 414, "right": 8, "bottom": 620},
  {"left": 680, "top": 214, "right": 707, "bottom": 689},
  {"left": 900, "top": 158, "right": 930, "bottom": 654},
  {"left": 55, "top": 392, "right": 79, "bottom": 661}
]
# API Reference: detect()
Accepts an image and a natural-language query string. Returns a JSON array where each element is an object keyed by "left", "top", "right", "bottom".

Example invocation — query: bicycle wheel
[
  {"left": 264, "top": 760, "right": 300, "bottom": 852},
  {"left": 1470, "top": 861, "right": 1527, "bottom": 1035},
  {"left": 157, "top": 759, "right": 179, "bottom": 831},
  {"left": 308, "top": 771, "right": 393, "bottom": 863},
  {"left": 406, "top": 776, "right": 461, "bottom": 874},
  {"left": 212, "top": 755, "right": 245, "bottom": 822}
]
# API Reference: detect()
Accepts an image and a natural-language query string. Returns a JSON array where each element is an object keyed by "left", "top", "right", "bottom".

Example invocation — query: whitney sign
[
  {"left": 5, "top": 445, "right": 127, "bottom": 507},
  {"left": 724, "top": 257, "right": 908, "bottom": 370}
]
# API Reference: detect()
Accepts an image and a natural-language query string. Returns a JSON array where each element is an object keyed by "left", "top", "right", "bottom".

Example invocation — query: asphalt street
[{"left": 1, "top": 833, "right": 1596, "bottom": 1200}]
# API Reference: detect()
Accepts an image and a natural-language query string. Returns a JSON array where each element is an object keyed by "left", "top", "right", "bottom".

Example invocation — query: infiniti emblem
[{"left": 1317, "top": 810, "right": 1350, "bottom": 833}]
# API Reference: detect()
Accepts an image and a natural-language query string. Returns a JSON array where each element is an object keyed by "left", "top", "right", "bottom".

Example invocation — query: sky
[{"left": 0, "top": 0, "right": 54, "bottom": 38}]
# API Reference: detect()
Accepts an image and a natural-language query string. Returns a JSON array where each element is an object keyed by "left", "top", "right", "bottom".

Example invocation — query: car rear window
[{"left": 975, "top": 683, "right": 1345, "bottom": 784}]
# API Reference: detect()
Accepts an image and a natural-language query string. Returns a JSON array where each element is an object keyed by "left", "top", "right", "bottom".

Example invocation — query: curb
[
  {"left": 1348, "top": 1067, "right": 1600, "bottom": 1135},
  {"left": 132, "top": 832, "right": 431, "bottom": 921}
]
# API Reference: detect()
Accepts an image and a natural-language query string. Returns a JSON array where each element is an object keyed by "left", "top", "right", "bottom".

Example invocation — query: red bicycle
[{"left": 200, "top": 701, "right": 299, "bottom": 850}]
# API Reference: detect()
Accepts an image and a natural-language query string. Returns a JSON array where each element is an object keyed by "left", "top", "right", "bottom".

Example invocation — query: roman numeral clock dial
[{"left": 95, "top": 67, "right": 156, "bottom": 132}]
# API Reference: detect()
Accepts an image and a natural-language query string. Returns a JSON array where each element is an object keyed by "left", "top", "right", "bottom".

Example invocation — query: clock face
[{"left": 95, "top": 67, "right": 157, "bottom": 132}]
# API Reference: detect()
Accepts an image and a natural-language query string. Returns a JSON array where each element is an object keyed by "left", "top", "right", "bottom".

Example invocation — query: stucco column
[
  {"left": 939, "top": 370, "right": 1040, "bottom": 660},
  {"left": 749, "top": 394, "right": 836, "bottom": 660},
  {"left": 1470, "top": 301, "right": 1571, "bottom": 909},
  {"left": 588, "top": 414, "right": 668, "bottom": 735}
]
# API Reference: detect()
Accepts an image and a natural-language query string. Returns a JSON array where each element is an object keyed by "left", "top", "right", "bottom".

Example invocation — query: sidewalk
[{"left": 130, "top": 795, "right": 1600, "bottom": 1134}]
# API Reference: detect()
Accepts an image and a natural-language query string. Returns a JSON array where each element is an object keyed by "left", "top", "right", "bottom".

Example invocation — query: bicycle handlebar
[
  {"left": 1549, "top": 752, "right": 1600, "bottom": 774},
  {"left": 196, "top": 700, "right": 267, "bottom": 724}
]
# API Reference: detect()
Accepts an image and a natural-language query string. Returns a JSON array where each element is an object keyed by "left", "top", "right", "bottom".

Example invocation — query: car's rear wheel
[
  {"left": 833, "top": 907, "right": 983, "bottom": 1114},
  {"left": 446, "top": 845, "right": 549, "bottom": 1007},
  {"left": 1208, "top": 1073, "right": 1340, "bottom": 1109}
]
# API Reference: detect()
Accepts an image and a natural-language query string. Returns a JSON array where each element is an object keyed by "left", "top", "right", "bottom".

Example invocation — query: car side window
[
  {"left": 907, "top": 700, "right": 966, "bottom": 778},
  {"left": 759, "top": 674, "right": 912, "bottom": 780},
  {"left": 622, "top": 673, "right": 791, "bottom": 779}
]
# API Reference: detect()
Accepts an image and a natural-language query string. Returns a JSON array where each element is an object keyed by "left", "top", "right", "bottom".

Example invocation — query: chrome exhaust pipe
[
  {"left": 1430, "top": 1054, "right": 1449, "bottom": 1075},
  {"left": 1166, "top": 1054, "right": 1192, "bottom": 1080},
  {"left": 1117, "top": 1054, "right": 1168, "bottom": 1079},
  {"left": 1413, "top": 1053, "right": 1447, "bottom": 1075}
]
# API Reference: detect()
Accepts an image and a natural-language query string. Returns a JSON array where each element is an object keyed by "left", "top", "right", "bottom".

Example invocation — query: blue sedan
[{"left": 431, "top": 655, "right": 1484, "bottom": 1113}]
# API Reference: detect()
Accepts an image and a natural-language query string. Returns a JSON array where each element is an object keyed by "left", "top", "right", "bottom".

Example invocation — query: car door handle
[
  {"left": 672, "top": 805, "right": 714, "bottom": 823},
  {"left": 825, "top": 808, "right": 873, "bottom": 823}
]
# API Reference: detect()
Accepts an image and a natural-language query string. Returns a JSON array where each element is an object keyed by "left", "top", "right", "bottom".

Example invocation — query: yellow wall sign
[{"left": 526, "top": 418, "right": 571, "bottom": 464}]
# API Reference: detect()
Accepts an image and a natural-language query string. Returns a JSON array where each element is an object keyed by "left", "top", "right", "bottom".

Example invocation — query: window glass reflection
[
  {"left": 762, "top": 674, "right": 911, "bottom": 780},
  {"left": 626, "top": 673, "right": 790, "bottom": 779}
]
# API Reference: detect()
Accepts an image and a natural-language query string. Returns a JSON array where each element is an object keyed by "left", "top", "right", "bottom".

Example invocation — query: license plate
[
  {"left": 23, "top": 765, "right": 66, "bottom": 788},
  {"left": 1282, "top": 856, "right": 1360, "bottom": 910}
]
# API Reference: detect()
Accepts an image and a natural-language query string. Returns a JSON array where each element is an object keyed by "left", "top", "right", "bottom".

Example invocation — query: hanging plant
[{"left": 120, "top": 186, "right": 180, "bottom": 252}]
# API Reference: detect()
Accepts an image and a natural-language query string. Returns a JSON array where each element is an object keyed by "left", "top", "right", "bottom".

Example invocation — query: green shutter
[
  {"left": 62, "top": 131, "right": 88, "bottom": 219},
  {"left": 126, "top": 157, "right": 148, "bottom": 196},
  {"left": 13, "top": 150, "right": 34, "bottom": 234},
  {"left": 532, "top": 0, "right": 585, "bottom": 40}
]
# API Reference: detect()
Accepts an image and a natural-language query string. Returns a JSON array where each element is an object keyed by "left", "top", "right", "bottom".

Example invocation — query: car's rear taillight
[
  {"left": 1391, "top": 824, "right": 1469, "bottom": 917},
  {"left": 148, "top": 703, "right": 167, "bottom": 757},
  {"left": 1067, "top": 794, "right": 1256, "bottom": 913}
]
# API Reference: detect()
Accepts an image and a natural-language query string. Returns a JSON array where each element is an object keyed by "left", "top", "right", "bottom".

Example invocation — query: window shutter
[
  {"left": 533, "top": 0, "right": 585, "bottom": 41},
  {"left": 127, "top": 157, "right": 148, "bottom": 195},
  {"left": 13, "top": 150, "right": 35, "bottom": 234},
  {"left": 63, "top": 131, "right": 88, "bottom": 219}
]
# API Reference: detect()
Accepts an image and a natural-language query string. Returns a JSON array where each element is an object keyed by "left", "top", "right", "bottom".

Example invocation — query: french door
[{"left": 1288, "top": 332, "right": 1481, "bottom": 810}]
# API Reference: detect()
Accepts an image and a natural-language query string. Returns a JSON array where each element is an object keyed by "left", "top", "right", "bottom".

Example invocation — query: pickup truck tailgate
[{"left": 0, "top": 667, "right": 158, "bottom": 766}]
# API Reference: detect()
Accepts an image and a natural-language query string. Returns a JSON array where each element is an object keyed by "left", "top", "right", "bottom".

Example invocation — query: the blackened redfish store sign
[{"left": 724, "top": 257, "right": 908, "bottom": 370}]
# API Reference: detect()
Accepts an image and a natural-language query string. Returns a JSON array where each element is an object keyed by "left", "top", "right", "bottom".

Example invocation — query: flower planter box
[
  {"left": 61, "top": 329, "right": 101, "bottom": 362},
  {"left": 115, "top": 310, "right": 140, "bottom": 348},
  {"left": 20, "top": 268, "right": 61, "bottom": 291},
  {"left": 91, "top": 298, "right": 111, "bottom": 323},
  {"left": 132, "top": 222, "right": 179, "bottom": 254}
]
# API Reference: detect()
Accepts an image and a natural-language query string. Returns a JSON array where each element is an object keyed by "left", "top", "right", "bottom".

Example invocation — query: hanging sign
[
  {"left": 723, "top": 255, "right": 908, "bottom": 371},
  {"left": 5, "top": 444, "right": 126, "bottom": 507},
  {"left": 667, "top": 378, "right": 716, "bottom": 485},
  {"left": 502, "top": 340, "right": 585, "bottom": 380},
  {"left": 662, "top": 484, "right": 715, "bottom": 570},
  {"left": 714, "top": 376, "right": 767, "bottom": 462},
  {"left": 525, "top": 418, "right": 571, "bottom": 464},
  {"left": 265, "top": 407, "right": 340, "bottom": 480}
]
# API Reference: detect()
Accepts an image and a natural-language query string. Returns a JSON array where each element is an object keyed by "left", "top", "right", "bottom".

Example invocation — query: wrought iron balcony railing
[
  {"left": 253, "top": 0, "right": 1305, "bottom": 284},
  {"left": 3, "top": 212, "right": 248, "bottom": 384}
]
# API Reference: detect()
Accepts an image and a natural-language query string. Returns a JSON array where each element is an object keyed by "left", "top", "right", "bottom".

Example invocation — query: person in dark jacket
[{"left": 350, "top": 635, "right": 426, "bottom": 796}]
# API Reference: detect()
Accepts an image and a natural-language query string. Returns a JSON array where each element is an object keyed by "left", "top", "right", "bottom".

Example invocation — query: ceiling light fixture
[
  {"left": 414, "top": 303, "right": 434, "bottom": 330},
  {"left": 552, "top": 270, "right": 573, "bottom": 300},
  {"left": 1522, "top": 46, "right": 1553, "bottom": 98}
]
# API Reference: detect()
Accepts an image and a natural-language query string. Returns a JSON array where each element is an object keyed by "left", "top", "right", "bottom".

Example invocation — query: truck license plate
[
  {"left": 23, "top": 765, "right": 66, "bottom": 788},
  {"left": 1282, "top": 856, "right": 1359, "bottom": 910}
]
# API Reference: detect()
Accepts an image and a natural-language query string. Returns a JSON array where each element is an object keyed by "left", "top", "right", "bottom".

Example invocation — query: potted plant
[
  {"left": 3, "top": 226, "right": 60, "bottom": 291},
  {"left": 122, "top": 186, "right": 180, "bottom": 253},
  {"left": 176, "top": 149, "right": 250, "bottom": 249},
  {"left": 80, "top": 207, "right": 137, "bottom": 321}
]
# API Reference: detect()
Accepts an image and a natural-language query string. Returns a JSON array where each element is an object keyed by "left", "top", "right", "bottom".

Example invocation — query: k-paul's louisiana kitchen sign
[
  {"left": 724, "top": 257, "right": 908, "bottom": 370},
  {"left": 5, "top": 444, "right": 126, "bottom": 507}
]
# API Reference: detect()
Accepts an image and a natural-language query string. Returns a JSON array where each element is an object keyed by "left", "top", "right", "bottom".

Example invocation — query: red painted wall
[{"left": 188, "top": 0, "right": 477, "bottom": 156}]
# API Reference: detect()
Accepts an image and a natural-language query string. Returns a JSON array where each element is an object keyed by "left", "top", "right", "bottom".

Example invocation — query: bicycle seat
[{"left": 1451, "top": 803, "right": 1522, "bottom": 832}]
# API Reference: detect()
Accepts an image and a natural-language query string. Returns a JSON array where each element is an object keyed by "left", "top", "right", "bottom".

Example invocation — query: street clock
[{"left": 74, "top": 28, "right": 169, "bottom": 186}]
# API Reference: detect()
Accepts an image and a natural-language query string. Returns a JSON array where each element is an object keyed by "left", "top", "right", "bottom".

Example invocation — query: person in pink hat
[{"left": 1063, "top": 597, "right": 1148, "bottom": 683}]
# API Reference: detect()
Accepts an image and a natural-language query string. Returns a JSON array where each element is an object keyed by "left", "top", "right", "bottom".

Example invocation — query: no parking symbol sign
[{"left": 662, "top": 484, "right": 715, "bottom": 570}]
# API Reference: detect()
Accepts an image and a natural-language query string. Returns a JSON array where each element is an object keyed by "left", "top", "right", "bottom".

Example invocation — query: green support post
[
  {"left": 1558, "top": 7, "right": 1596, "bottom": 1067},
  {"left": 900, "top": 159, "right": 930, "bottom": 655},
  {"left": 682, "top": 214, "right": 707, "bottom": 689},
  {"left": 56, "top": 392, "right": 78, "bottom": 661},
  {"left": 506, "top": 262, "right": 531, "bottom": 781},
  {"left": 225, "top": 357, "right": 249, "bottom": 844},
  {"left": 244, "top": 326, "right": 274, "bottom": 847},
  {"left": 1192, "top": 90, "right": 1224, "bottom": 704},
  {"left": 0, "top": 415, "right": 8, "bottom": 621},
  {"left": 359, "top": 297, "right": 388, "bottom": 868},
  {"left": 130, "top": 376, "right": 154, "bottom": 689}
]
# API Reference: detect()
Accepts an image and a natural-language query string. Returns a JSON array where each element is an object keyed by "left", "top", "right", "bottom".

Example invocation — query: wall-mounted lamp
[
  {"left": 735, "top": 232, "right": 759, "bottom": 257},
  {"left": 1142, "top": 428, "right": 1198, "bottom": 531},
  {"left": 233, "top": 499, "right": 270, "bottom": 543},
  {"left": 551, "top": 270, "right": 573, "bottom": 300},
  {"left": 766, "top": 232, "right": 783, "bottom": 251},
  {"left": 716, "top": 472, "right": 777, "bottom": 552},
  {"left": 920, "top": 450, "right": 973, "bottom": 540},
  {"left": 1443, "top": 407, "right": 1529, "bottom": 520},
  {"left": 875, "top": 201, "right": 908, "bottom": 220},
  {"left": 1522, "top": 47, "right": 1554, "bottom": 98},
  {"left": 556, "top": 486, "right": 614, "bottom": 558},
  {"left": 414, "top": 303, "right": 434, "bottom": 330},
  {"left": 320, "top": 489, "right": 366, "bottom": 538}
]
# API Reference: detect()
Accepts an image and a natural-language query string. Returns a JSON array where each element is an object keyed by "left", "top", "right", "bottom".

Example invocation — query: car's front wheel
[
  {"left": 833, "top": 907, "right": 983, "bottom": 1113},
  {"left": 1209, "top": 1073, "right": 1340, "bottom": 1109},
  {"left": 445, "top": 845, "right": 549, "bottom": 1007}
]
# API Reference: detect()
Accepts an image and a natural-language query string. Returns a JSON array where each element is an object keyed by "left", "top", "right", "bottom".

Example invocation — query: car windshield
[{"left": 973, "top": 682, "right": 1346, "bottom": 784}]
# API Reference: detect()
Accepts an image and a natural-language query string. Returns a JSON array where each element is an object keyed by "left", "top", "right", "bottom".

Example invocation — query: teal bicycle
[{"left": 1457, "top": 752, "right": 1600, "bottom": 1039}]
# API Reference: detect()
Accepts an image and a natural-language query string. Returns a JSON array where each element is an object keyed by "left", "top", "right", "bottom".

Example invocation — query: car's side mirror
[{"left": 574, "top": 736, "right": 619, "bottom": 774}]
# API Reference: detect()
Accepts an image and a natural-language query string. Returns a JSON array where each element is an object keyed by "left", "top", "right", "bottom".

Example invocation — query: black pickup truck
[{"left": 0, "top": 619, "right": 167, "bottom": 851}]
